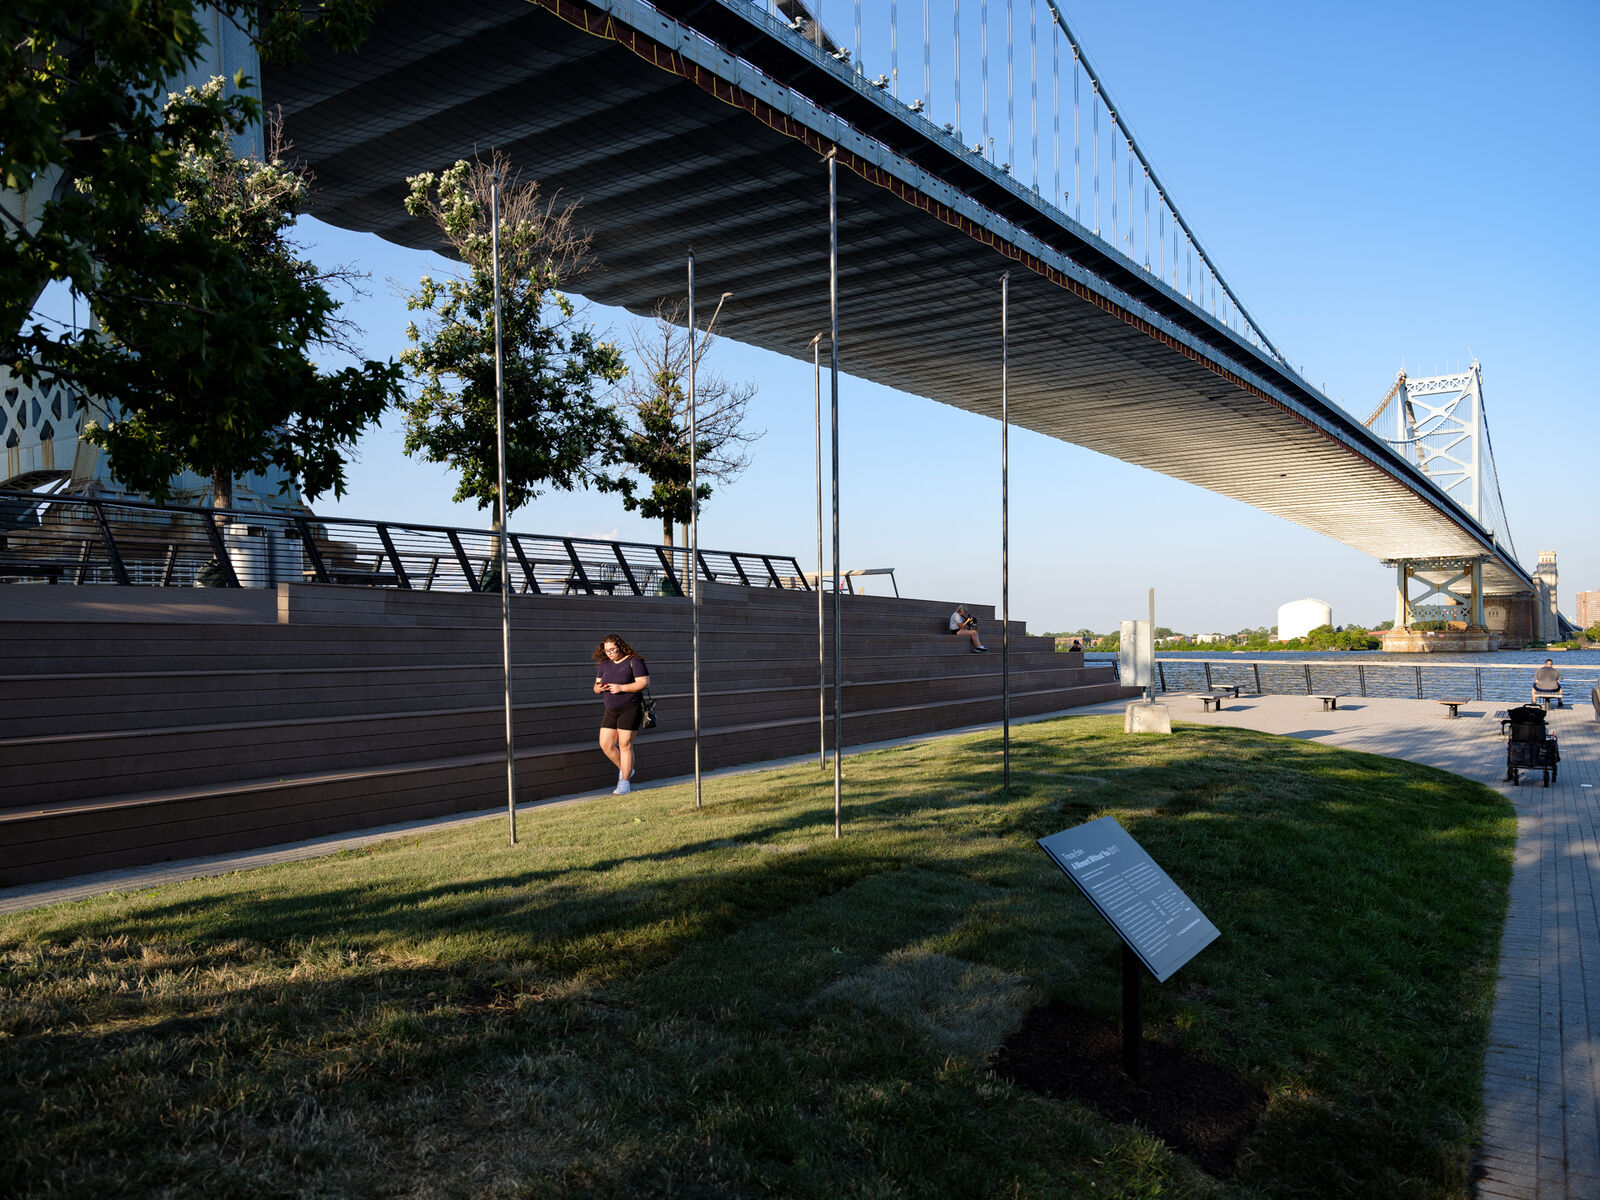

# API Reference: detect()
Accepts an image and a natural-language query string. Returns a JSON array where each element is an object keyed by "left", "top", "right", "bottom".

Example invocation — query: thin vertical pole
[
  {"left": 981, "top": 0, "right": 989, "bottom": 157},
  {"left": 922, "top": 0, "right": 930, "bottom": 113},
  {"left": 1052, "top": 27, "right": 1059, "bottom": 203},
  {"left": 1029, "top": 0, "right": 1037, "bottom": 189},
  {"left": 1001, "top": 271, "right": 1011, "bottom": 790},
  {"left": 491, "top": 174, "right": 516, "bottom": 846},
  {"left": 828, "top": 152, "right": 842, "bottom": 838},
  {"left": 688, "top": 250, "right": 703, "bottom": 809},
  {"left": 1005, "top": 0, "right": 1013, "bottom": 171},
  {"left": 854, "top": 0, "right": 862, "bottom": 75},
  {"left": 891, "top": 0, "right": 898, "bottom": 98},
  {"left": 953, "top": 0, "right": 961, "bottom": 135},
  {"left": 814, "top": 333, "right": 825, "bottom": 768},
  {"left": 1072, "top": 51, "right": 1080, "bottom": 222},
  {"left": 1092, "top": 84, "right": 1099, "bottom": 233}
]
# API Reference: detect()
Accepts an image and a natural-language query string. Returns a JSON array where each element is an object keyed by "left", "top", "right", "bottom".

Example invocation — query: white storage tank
[{"left": 1278, "top": 598, "right": 1332, "bottom": 642}]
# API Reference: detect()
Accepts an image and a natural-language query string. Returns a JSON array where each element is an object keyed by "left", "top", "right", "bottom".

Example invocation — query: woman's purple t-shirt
[{"left": 596, "top": 655, "right": 648, "bottom": 709}]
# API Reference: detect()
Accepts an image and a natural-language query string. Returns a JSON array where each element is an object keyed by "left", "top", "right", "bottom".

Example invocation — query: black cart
[{"left": 1504, "top": 705, "right": 1559, "bottom": 787}]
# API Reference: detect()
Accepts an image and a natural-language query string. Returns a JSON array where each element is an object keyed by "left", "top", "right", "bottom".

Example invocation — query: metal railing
[
  {"left": 0, "top": 489, "right": 807, "bottom": 597},
  {"left": 1152, "top": 657, "right": 1599, "bottom": 708}
]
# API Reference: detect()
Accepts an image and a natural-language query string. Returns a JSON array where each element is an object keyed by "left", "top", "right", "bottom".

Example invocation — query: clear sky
[{"left": 280, "top": 0, "right": 1595, "bottom": 634}]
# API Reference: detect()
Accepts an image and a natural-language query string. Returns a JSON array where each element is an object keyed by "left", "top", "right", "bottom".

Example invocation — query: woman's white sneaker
[{"left": 613, "top": 780, "right": 632, "bottom": 795}]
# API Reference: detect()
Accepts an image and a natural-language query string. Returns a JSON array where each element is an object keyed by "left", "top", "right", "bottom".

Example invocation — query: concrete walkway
[
  {"left": 1162, "top": 692, "right": 1599, "bottom": 1200},
  {"left": 3, "top": 695, "right": 1595, "bottom": 1197}
]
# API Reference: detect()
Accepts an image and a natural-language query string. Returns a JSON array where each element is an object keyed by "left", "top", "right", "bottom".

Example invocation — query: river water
[{"left": 1085, "top": 648, "right": 1600, "bottom": 705}]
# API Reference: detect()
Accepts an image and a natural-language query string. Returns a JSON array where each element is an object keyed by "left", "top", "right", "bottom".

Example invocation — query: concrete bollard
[{"left": 1124, "top": 700, "right": 1172, "bottom": 734}]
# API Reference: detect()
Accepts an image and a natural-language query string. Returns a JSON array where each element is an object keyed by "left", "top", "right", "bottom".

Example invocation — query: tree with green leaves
[
  {"left": 399, "top": 156, "right": 630, "bottom": 523},
  {"left": 80, "top": 86, "right": 401, "bottom": 508},
  {"left": 615, "top": 302, "right": 760, "bottom": 553},
  {"left": 3, "top": 1, "right": 392, "bottom": 506}
]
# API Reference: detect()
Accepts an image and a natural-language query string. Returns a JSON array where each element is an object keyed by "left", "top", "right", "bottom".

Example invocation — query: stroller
[{"left": 1504, "top": 704, "right": 1559, "bottom": 787}]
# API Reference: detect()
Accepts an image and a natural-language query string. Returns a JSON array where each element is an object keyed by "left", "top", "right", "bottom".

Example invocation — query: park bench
[
  {"left": 1435, "top": 698, "right": 1469, "bottom": 719},
  {"left": 0, "top": 558, "right": 69, "bottom": 583},
  {"left": 1196, "top": 692, "right": 1229, "bottom": 713},
  {"left": 1315, "top": 694, "right": 1340, "bottom": 711}
]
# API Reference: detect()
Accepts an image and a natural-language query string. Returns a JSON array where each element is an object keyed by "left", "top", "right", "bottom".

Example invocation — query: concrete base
[
  {"left": 1379, "top": 627, "right": 1500, "bottom": 653},
  {"left": 1124, "top": 700, "right": 1172, "bottom": 734}
]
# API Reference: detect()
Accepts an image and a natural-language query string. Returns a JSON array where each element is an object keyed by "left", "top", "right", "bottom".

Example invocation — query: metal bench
[
  {"left": 1315, "top": 694, "right": 1340, "bottom": 711},
  {"left": 0, "top": 558, "right": 69, "bottom": 583},
  {"left": 1436, "top": 698, "right": 1468, "bottom": 719}
]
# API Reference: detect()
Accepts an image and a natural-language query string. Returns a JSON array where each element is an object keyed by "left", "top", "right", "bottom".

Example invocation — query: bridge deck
[{"left": 265, "top": 0, "right": 1532, "bottom": 594}]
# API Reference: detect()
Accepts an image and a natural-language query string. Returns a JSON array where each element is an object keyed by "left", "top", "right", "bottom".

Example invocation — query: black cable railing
[
  {"left": 0, "top": 489, "right": 807, "bottom": 597},
  {"left": 1150, "top": 657, "right": 1598, "bottom": 707}
]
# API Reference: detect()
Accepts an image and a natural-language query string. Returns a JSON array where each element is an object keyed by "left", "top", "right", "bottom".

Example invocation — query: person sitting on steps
[{"left": 949, "top": 605, "right": 989, "bottom": 653}]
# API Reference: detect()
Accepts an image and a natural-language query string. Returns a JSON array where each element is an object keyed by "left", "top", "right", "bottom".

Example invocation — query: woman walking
[{"left": 593, "top": 634, "right": 650, "bottom": 795}]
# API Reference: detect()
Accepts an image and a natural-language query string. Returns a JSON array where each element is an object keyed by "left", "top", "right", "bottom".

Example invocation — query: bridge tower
[{"left": 1367, "top": 362, "right": 1517, "bottom": 652}]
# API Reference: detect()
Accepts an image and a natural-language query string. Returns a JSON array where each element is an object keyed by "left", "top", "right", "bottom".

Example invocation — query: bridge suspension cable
[{"left": 761, "top": 0, "right": 1294, "bottom": 367}]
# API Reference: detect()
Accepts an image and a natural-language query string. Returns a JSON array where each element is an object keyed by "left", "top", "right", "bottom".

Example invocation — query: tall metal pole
[
  {"left": 828, "top": 151, "right": 842, "bottom": 839},
  {"left": 491, "top": 173, "right": 516, "bottom": 845},
  {"left": 1001, "top": 271, "right": 1010, "bottom": 790},
  {"left": 813, "top": 332, "right": 825, "bottom": 769},
  {"left": 688, "top": 250, "right": 702, "bottom": 810}
]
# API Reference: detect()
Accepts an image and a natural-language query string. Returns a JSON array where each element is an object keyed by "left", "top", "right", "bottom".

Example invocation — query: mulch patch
[{"left": 992, "top": 1001, "right": 1264, "bottom": 1178}]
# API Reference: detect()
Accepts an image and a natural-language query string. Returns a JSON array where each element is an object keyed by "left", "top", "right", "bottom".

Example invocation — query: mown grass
[{"left": 0, "top": 716, "right": 1513, "bottom": 1199}]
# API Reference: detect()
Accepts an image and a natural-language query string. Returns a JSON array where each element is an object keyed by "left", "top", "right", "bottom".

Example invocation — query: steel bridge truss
[
  {"left": 1368, "top": 361, "right": 1517, "bottom": 559},
  {"left": 1386, "top": 555, "right": 1490, "bottom": 629}
]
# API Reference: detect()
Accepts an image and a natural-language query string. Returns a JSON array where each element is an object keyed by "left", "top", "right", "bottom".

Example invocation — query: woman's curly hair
[{"left": 591, "top": 634, "right": 640, "bottom": 663}]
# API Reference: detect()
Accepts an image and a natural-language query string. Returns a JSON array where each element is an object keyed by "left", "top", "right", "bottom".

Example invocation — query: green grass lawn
[{"left": 0, "top": 716, "right": 1513, "bottom": 1199}]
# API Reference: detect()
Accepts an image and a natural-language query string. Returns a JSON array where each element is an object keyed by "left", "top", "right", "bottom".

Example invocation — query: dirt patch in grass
[{"left": 993, "top": 1000, "right": 1264, "bottom": 1179}]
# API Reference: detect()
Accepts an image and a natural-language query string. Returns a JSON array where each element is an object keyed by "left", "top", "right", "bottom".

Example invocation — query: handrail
[
  {"left": 0, "top": 489, "right": 808, "bottom": 597},
  {"left": 1147, "top": 655, "right": 1599, "bottom": 706}
]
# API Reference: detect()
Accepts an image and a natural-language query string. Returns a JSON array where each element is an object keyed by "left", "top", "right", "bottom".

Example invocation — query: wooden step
[{"left": 0, "top": 680, "right": 1133, "bottom": 886}]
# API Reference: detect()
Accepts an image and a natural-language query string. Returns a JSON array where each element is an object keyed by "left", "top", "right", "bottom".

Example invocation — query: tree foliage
[
  {"left": 616, "top": 301, "right": 761, "bottom": 546},
  {"left": 80, "top": 87, "right": 401, "bottom": 506},
  {"left": 399, "top": 156, "right": 629, "bottom": 519},
  {"left": 2, "top": 1, "right": 392, "bottom": 504}
]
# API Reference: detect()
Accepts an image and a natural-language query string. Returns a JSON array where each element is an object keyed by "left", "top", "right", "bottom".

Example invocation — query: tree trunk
[{"left": 212, "top": 468, "right": 233, "bottom": 512}]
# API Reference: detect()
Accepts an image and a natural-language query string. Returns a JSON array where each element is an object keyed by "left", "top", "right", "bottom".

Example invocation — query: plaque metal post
[{"left": 1121, "top": 943, "right": 1144, "bottom": 1080}]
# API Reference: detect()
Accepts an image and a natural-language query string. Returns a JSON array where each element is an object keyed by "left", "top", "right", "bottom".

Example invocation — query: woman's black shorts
[{"left": 601, "top": 701, "right": 644, "bottom": 731}]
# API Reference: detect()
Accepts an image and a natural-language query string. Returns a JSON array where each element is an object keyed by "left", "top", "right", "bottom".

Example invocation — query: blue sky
[{"left": 108, "top": 0, "right": 1600, "bottom": 633}]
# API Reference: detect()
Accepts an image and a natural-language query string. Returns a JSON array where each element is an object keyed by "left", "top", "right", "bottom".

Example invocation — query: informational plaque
[{"left": 1039, "top": 816, "right": 1219, "bottom": 983}]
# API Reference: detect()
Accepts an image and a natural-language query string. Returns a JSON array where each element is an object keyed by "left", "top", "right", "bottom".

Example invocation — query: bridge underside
[{"left": 265, "top": 0, "right": 1530, "bottom": 594}]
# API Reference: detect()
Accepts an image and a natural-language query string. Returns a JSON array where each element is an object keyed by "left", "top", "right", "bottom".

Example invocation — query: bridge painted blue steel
[{"left": 265, "top": 0, "right": 1536, "bottom": 597}]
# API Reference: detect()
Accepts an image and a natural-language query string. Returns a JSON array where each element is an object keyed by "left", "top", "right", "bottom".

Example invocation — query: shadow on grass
[{"left": 0, "top": 718, "right": 1514, "bottom": 1200}]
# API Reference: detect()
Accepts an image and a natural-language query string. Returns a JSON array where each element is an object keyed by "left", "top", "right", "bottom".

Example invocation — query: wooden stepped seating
[
  {"left": 0, "top": 662, "right": 1107, "bottom": 803},
  {"left": 0, "top": 678, "right": 1130, "bottom": 884},
  {"left": 0, "top": 581, "right": 1135, "bottom": 886},
  {"left": 1, "top": 652, "right": 1100, "bottom": 738}
]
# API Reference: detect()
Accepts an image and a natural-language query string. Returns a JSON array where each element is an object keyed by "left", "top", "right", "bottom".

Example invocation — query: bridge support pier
[{"left": 1381, "top": 556, "right": 1499, "bottom": 652}]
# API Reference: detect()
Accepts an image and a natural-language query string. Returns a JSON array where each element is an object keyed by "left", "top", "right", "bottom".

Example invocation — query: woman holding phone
[{"left": 593, "top": 634, "right": 649, "bottom": 794}]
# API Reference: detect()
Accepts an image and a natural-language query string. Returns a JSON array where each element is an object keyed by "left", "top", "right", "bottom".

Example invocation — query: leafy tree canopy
[
  {"left": 616, "top": 301, "right": 761, "bottom": 547},
  {"left": 399, "top": 156, "right": 630, "bottom": 519},
  {"left": 79, "top": 85, "right": 401, "bottom": 506},
  {"left": 2, "top": 0, "right": 395, "bottom": 505}
]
